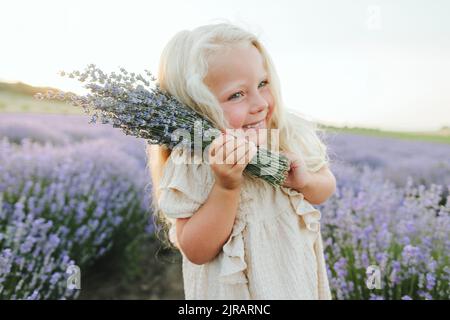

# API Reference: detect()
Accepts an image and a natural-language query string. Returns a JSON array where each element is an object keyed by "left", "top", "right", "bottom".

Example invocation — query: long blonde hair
[{"left": 146, "top": 21, "right": 330, "bottom": 247}]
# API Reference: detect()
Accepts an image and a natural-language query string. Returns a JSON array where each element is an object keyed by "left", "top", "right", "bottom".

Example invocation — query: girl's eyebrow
[{"left": 221, "top": 73, "right": 268, "bottom": 96}]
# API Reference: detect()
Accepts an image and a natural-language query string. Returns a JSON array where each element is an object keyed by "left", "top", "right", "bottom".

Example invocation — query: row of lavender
[
  {"left": 0, "top": 114, "right": 151, "bottom": 299},
  {"left": 324, "top": 132, "right": 450, "bottom": 187},
  {"left": 318, "top": 163, "right": 449, "bottom": 299}
]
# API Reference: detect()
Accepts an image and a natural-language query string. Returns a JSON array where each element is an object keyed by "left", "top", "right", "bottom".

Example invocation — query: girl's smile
[{"left": 242, "top": 115, "right": 268, "bottom": 131}]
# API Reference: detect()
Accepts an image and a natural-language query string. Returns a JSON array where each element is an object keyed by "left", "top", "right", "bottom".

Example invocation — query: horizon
[{"left": 0, "top": 77, "right": 448, "bottom": 134}]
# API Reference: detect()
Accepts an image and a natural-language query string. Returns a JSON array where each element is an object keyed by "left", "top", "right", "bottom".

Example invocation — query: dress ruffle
[
  {"left": 217, "top": 184, "right": 322, "bottom": 285},
  {"left": 218, "top": 186, "right": 254, "bottom": 285},
  {"left": 218, "top": 217, "right": 248, "bottom": 284},
  {"left": 280, "top": 186, "right": 331, "bottom": 299},
  {"left": 280, "top": 186, "right": 321, "bottom": 233}
]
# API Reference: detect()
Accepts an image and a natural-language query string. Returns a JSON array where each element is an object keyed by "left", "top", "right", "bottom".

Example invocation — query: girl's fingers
[
  {"left": 224, "top": 141, "right": 248, "bottom": 165},
  {"left": 234, "top": 141, "right": 257, "bottom": 169},
  {"left": 214, "top": 138, "right": 234, "bottom": 163},
  {"left": 209, "top": 134, "right": 235, "bottom": 158},
  {"left": 210, "top": 135, "right": 237, "bottom": 164},
  {"left": 215, "top": 136, "right": 244, "bottom": 163},
  {"left": 210, "top": 137, "right": 249, "bottom": 165}
]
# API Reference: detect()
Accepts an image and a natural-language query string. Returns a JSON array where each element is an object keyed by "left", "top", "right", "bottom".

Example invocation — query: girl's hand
[
  {"left": 208, "top": 133, "right": 258, "bottom": 191},
  {"left": 237, "top": 127, "right": 268, "bottom": 147},
  {"left": 280, "top": 150, "right": 312, "bottom": 190}
]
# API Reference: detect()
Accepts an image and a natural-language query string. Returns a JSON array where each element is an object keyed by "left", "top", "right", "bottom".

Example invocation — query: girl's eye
[
  {"left": 259, "top": 80, "right": 269, "bottom": 88},
  {"left": 228, "top": 80, "right": 269, "bottom": 101},
  {"left": 228, "top": 91, "right": 243, "bottom": 100}
]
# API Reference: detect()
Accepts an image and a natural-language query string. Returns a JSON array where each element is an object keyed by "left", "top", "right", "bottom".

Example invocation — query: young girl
[{"left": 148, "top": 22, "right": 336, "bottom": 300}]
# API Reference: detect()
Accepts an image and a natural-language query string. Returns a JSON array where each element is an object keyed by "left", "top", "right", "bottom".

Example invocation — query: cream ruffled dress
[{"left": 157, "top": 147, "right": 332, "bottom": 300}]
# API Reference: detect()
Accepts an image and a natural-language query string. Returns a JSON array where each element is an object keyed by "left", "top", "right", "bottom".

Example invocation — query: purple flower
[
  {"left": 333, "top": 257, "right": 348, "bottom": 279},
  {"left": 317, "top": 135, "right": 450, "bottom": 300},
  {"left": 50, "top": 272, "right": 61, "bottom": 286},
  {"left": 20, "top": 236, "right": 36, "bottom": 254},
  {"left": 425, "top": 273, "right": 436, "bottom": 291},
  {"left": 0, "top": 122, "right": 150, "bottom": 299},
  {"left": 26, "top": 289, "right": 40, "bottom": 300},
  {"left": 402, "top": 245, "right": 421, "bottom": 263}
]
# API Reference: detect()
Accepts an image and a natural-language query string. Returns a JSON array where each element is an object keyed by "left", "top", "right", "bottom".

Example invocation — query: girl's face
[{"left": 204, "top": 43, "right": 275, "bottom": 145}]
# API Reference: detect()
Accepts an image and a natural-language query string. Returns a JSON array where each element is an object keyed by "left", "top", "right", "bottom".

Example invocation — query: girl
[{"left": 147, "top": 22, "right": 336, "bottom": 299}]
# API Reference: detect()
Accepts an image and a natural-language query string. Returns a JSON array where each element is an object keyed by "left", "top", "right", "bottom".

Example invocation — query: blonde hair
[{"left": 146, "top": 21, "right": 330, "bottom": 248}]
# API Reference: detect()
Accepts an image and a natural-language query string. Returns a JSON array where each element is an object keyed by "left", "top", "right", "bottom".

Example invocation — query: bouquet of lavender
[{"left": 36, "top": 64, "right": 289, "bottom": 186}]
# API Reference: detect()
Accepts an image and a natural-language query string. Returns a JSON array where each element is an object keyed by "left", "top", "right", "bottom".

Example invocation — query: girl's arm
[
  {"left": 297, "top": 165, "right": 336, "bottom": 205},
  {"left": 176, "top": 182, "right": 241, "bottom": 265},
  {"left": 176, "top": 134, "right": 257, "bottom": 265}
]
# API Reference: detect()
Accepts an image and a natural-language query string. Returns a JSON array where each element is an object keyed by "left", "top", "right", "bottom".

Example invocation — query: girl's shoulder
[
  {"left": 166, "top": 146, "right": 205, "bottom": 166},
  {"left": 165, "top": 146, "right": 211, "bottom": 171},
  {"left": 158, "top": 146, "right": 215, "bottom": 219},
  {"left": 161, "top": 146, "right": 214, "bottom": 191}
]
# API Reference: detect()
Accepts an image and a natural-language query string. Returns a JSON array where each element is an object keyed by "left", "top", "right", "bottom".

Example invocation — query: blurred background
[{"left": 0, "top": 0, "right": 449, "bottom": 300}]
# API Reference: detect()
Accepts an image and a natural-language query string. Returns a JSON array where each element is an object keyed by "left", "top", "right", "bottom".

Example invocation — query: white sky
[{"left": 1, "top": 0, "right": 449, "bottom": 131}]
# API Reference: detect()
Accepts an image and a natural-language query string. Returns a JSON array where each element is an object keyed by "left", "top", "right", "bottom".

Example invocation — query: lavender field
[
  {"left": 321, "top": 132, "right": 450, "bottom": 300},
  {"left": 0, "top": 113, "right": 449, "bottom": 299},
  {"left": 0, "top": 113, "right": 153, "bottom": 299}
]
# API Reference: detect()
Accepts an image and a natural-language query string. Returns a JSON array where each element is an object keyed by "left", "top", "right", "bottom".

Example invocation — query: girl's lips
[{"left": 242, "top": 118, "right": 267, "bottom": 131}]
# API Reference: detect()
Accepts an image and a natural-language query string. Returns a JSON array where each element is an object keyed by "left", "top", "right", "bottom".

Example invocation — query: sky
[{"left": 1, "top": 0, "right": 449, "bottom": 131}]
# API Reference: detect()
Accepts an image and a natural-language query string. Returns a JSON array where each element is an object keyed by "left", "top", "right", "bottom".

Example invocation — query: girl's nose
[{"left": 249, "top": 92, "right": 269, "bottom": 114}]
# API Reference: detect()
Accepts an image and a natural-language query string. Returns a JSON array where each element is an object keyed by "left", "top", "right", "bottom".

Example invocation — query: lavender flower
[
  {"left": 37, "top": 65, "right": 289, "bottom": 186},
  {"left": 318, "top": 149, "right": 450, "bottom": 300},
  {"left": 0, "top": 132, "right": 150, "bottom": 299}
]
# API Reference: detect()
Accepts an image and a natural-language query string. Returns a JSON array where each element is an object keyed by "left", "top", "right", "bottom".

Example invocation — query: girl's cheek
[
  {"left": 224, "top": 107, "right": 247, "bottom": 128},
  {"left": 265, "top": 93, "right": 275, "bottom": 122}
]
